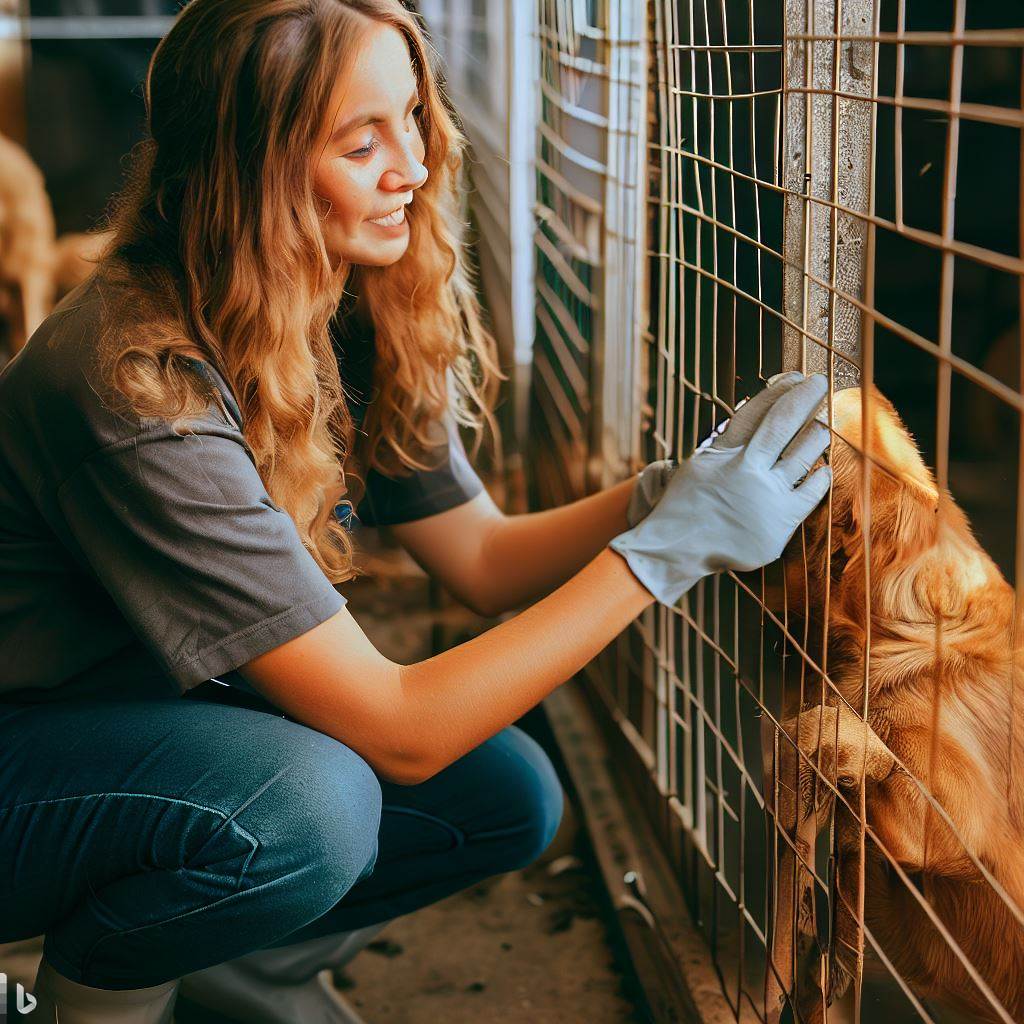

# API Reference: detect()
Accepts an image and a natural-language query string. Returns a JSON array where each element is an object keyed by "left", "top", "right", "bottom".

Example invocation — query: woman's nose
[{"left": 380, "top": 141, "right": 428, "bottom": 194}]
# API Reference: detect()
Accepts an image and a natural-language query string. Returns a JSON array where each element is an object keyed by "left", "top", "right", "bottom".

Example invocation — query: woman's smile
[{"left": 367, "top": 195, "right": 412, "bottom": 230}]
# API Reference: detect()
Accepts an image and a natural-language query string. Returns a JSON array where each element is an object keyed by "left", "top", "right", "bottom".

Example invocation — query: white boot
[
  {"left": 175, "top": 923, "right": 389, "bottom": 1024},
  {"left": 28, "top": 956, "right": 179, "bottom": 1024}
]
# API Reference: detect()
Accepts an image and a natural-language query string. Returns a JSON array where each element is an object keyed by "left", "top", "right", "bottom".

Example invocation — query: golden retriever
[
  {"left": 0, "top": 130, "right": 55, "bottom": 358},
  {"left": 764, "top": 386, "right": 1024, "bottom": 1023}
]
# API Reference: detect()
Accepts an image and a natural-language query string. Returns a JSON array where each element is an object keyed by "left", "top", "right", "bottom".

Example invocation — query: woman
[{"left": 0, "top": 1, "right": 832, "bottom": 1021}]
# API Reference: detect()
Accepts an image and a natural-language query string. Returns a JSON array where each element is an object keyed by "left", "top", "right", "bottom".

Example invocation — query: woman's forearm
[
  {"left": 242, "top": 481, "right": 652, "bottom": 786},
  {"left": 477, "top": 474, "right": 639, "bottom": 614},
  {"left": 400, "top": 545, "right": 653, "bottom": 780}
]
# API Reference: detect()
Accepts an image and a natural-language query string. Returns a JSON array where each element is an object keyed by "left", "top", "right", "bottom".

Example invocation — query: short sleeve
[
  {"left": 55, "top": 415, "right": 347, "bottom": 693},
  {"left": 354, "top": 412, "right": 485, "bottom": 527}
]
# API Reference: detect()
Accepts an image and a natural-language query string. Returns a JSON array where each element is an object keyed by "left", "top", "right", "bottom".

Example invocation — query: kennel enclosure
[{"left": 524, "top": 1, "right": 1023, "bottom": 1021}]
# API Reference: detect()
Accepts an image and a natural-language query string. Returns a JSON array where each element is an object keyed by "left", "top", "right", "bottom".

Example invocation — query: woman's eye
[{"left": 347, "top": 138, "right": 379, "bottom": 159}]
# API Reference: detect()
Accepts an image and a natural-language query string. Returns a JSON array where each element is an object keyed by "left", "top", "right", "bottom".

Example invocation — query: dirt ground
[{"left": 333, "top": 838, "right": 640, "bottom": 1023}]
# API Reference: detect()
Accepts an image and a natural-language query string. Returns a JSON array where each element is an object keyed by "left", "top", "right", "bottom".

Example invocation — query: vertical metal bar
[
  {"left": 850, "top": 2, "right": 882, "bottom": 1018},
  {"left": 652, "top": 0, "right": 673, "bottom": 811},
  {"left": 782, "top": 0, "right": 874, "bottom": 386},
  {"left": 893, "top": 0, "right": 906, "bottom": 230},
  {"left": 1011, "top": 44, "right": 1024, "bottom": 838},
  {"left": 598, "top": 0, "right": 648, "bottom": 485},
  {"left": 687, "top": 0, "right": 702, "bottom": 457},
  {"left": 508, "top": 0, "right": 541, "bottom": 451},
  {"left": 934, "top": 0, "right": 965, "bottom": 496}
]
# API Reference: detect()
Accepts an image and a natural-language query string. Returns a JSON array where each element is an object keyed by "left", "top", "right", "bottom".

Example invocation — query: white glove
[
  {"left": 625, "top": 371, "right": 809, "bottom": 527},
  {"left": 610, "top": 373, "right": 832, "bottom": 607}
]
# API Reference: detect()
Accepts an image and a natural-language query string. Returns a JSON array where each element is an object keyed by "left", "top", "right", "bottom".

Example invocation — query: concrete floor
[
  {"left": 0, "top": 526, "right": 646, "bottom": 1023},
  {"left": 335, "top": 836, "right": 638, "bottom": 1023}
]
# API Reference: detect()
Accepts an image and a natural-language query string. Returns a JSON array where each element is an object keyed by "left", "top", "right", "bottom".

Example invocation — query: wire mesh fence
[
  {"left": 529, "top": 0, "right": 647, "bottom": 510},
  {"left": 528, "top": 1, "right": 1023, "bottom": 1021},
  {"left": 530, "top": 0, "right": 606, "bottom": 508}
]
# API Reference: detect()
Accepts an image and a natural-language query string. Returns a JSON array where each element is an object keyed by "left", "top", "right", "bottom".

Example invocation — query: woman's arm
[
  {"left": 239, "top": 544, "right": 652, "bottom": 785},
  {"left": 476, "top": 475, "right": 638, "bottom": 614},
  {"left": 389, "top": 473, "right": 640, "bottom": 618},
  {"left": 241, "top": 376, "right": 829, "bottom": 786}
]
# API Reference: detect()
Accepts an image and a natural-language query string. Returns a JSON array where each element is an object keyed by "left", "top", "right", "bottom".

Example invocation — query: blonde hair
[{"left": 92, "top": 0, "right": 504, "bottom": 585}]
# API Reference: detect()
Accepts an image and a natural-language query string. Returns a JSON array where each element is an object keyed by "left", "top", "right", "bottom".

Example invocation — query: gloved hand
[
  {"left": 625, "top": 371, "right": 809, "bottom": 527},
  {"left": 610, "top": 373, "right": 832, "bottom": 607}
]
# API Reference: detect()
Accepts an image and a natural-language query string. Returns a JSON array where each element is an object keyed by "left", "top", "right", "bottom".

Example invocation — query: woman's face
[{"left": 312, "top": 23, "right": 428, "bottom": 268}]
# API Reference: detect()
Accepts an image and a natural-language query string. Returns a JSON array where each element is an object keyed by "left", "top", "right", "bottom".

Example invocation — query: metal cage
[{"left": 528, "top": 1, "right": 1024, "bottom": 1021}]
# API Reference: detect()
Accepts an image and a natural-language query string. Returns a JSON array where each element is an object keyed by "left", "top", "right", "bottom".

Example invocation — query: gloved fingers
[
  {"left": 709, "top": 370, "right": 806, "bottom": 451},
  {"left": 775, "top": 418, "right": 831, "bottom": 486},
  {"left": 794, "top": 463, "right": 833, "bottom": 512},
  {"left": 766, "top": 370, "right": 807, "bottom": 386},
  {"left": 745, "top": 373, "right": 829, "bottom": 468},
  {"left": 626, "top": 458, "right": 678, "bottom": 528},
  {"left": 637, "top": 459, "right": 676, "bottom": 489}
]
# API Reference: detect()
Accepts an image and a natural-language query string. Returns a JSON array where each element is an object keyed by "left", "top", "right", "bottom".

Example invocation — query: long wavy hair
[{"left": 92, "top": 0, "right": 504, "bottom": 586}]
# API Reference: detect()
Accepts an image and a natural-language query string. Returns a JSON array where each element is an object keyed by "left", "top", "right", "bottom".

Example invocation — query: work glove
[
  {"left": 610, "top": 373, "right": 832, "bottom": 607},
  {"left": 625, "top": 371, "right": 810, "bottom": 527}
]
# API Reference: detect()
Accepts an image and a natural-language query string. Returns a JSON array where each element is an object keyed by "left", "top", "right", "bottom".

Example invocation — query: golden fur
[
  {"left": 0, "top": 131, "right": 55, "bottom": 358},
  {"left": 765, "top": 386, "right": 1024, "bottom": 1022}
]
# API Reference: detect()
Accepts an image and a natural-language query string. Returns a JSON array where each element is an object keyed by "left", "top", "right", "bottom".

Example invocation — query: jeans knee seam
[
  {"left": 213, "top": 768, "right": 290, "bottom": 835},
  {"left": 1, "top": 792, "right": 262, "bottom": 883},
  {"left": 0, "top": 792, "right": 260, "bottom": 853},
  {"left": 379, "top": 788, "right": 562, "bottom": 853},
  {"left": 177, "top": 769, "right": 291, "bottom": 882},
  {"left": 379, "top": 803, "right": 559, "bottom": 853},
  {"left": 380, "top": 804, "right": 467, "bottom": 850}
]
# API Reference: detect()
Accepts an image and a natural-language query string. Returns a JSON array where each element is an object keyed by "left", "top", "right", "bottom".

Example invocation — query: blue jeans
[{"left": 0, "top": 682, "right": 564, "bottom": 990}]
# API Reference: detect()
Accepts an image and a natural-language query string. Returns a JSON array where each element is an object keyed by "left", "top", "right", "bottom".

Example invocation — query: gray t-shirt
[{"left": 0, "top": 274, "right": 484, "bottom": 703}]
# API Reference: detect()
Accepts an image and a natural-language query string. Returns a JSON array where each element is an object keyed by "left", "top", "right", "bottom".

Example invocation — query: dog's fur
[
  {"left": 765, "top": 386, "right": 1024, "bottom": 1023},
  {"left": 0, "top": 130, "right": 55, "bottom": 358},
  {"left": 0, "top": 130, "right": 113, "bottom": 364}
]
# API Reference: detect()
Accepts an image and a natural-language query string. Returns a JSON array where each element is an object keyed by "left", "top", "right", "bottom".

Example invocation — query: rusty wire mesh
[
  {"left": 528, "top": 1, "right": 1024, "bottom": 1021},
  {"left": 530, "top": 0, "right": 605, "bottom": 508}
]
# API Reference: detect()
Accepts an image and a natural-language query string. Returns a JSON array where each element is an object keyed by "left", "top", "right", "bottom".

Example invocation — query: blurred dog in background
[
  {"left": 0, "top": 130, "right": 109, "bottom": 363},
  {"left": 0, "top": 130, "right": 54, "bottom": 358},
  {"left": 765, "top": 386, "right": 1024, "bottom": 1023}
]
